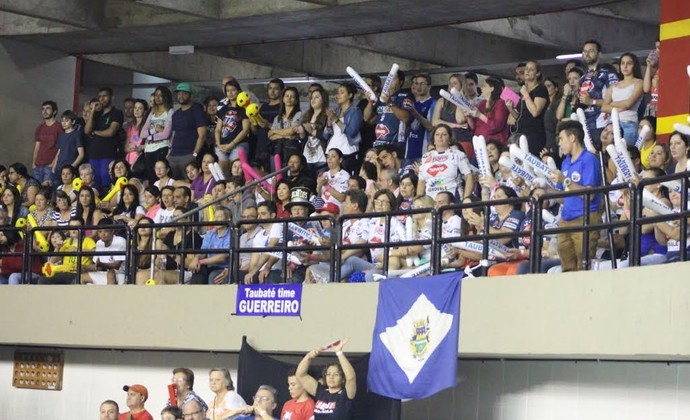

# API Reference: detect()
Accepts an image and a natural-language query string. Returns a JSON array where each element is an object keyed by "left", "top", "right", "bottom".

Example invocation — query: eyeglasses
[
  {"left": 253, "top": 395, "right": 273, "bottom": 402},
  {"left": 171, "top": 377, "right": 186, "bottom": 383}
]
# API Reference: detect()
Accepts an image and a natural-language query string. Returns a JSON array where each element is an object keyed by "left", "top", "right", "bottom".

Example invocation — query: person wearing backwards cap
[
  {"left": 120, "top": 384, "right": 154, "bottom": 420},
  {"left": 169, "top": 82, "right": 208, "bottom": 180}
]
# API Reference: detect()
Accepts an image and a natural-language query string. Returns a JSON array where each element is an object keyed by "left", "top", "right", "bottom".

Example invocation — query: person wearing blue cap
[{"left": 169, "top": 82, "right": 207, "bottom": 179}]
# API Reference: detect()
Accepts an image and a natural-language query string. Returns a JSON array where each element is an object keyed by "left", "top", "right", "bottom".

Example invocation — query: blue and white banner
[
  {"left": 368, "top": 272, "right": 461, "bottom": 400},
  {"left": 236, "top": 284, "right": 302, "bottom": 317}
]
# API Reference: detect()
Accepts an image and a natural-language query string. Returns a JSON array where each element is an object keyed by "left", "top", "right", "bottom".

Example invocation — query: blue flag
[{"left": 367, "top": 272, "right": 461, "bottom": 400}]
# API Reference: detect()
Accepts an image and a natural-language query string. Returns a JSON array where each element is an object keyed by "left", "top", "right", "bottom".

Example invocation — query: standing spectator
[
  {"left": 141, "top": 86, "right": 174, "bottom": 184},
  {"left": 405, "top": 73, "right": 436, "bottom": 164},
  {"left": 119, "top": 384, "right": 154, "bottom": 420},
  {"left": 417, "top": 124, "right": 474, "bottom": 200},
  {"left": 643, "top": 40, "right": 660, "bottom": 117},
  {"left": 122, "top": 97, "right": 135, "bottom": 129},
  {"left": 324, "top": 83, "right": 362, "bottom": 174},
  {"left": 543, "top": 77, "right": 561, "bottom": 149},
  {"left": 53, "top": 110, "right": 84, "bottom": 182},
  {"left": 578, "top": 40, "right": 619, "bottom": 141},
  {"left": 549, "top": 120, "right": 602, "bottom": 272},
  {"left": 300, "top": 87, "right": 329, "bottom": 178},
  {"left": 470, "top": 76, "right": 509, "bottom": 144},
  {"left": 556, "top": 67, "right": 584, "bottom": 121},
  {"left": 357, "top": 74, "right": 381, "bottom": 161},
  {"left": 364, "top": 68, "right": 411, "bottom": 151},
  {"left": 169, "top": 83, "right": 207, "bottom": 179},
  {"left": 202, "top": 96, "right": 220, "bottom": 157},
  {"left": 168, "top": 368, "right": 208, "bottom": 412},
  {"left": 463, "top": 72, "right": 481, "bottom": 107},
  {"left": 431, "top": 74, "right": 473, "bottom": 158},
  {"left": 251, "top": 78, "right": 284, "bottom": 170},
  {"left": 215, "top": 80, "right": 251, "bottom": 172},
  {"left": 84, "top": 87, "right": 125, "bottom": 191},
  {"left": 601, "top": 53, "right": 644, "bottom": 145},
  {"left": 508, "top": 60, "right": 549, "bottom": 155},
  {"left": 281, "top": 368, "right": 315, "bottom": 420},
  {"left": 33, "top": 100, "right": 62, "bottom": 187},
  {"left": 124, "top": 99, "right": 149, "bottom": 168},
  {"left": 269, "top": 87, "right": 303, "bottom": 167},
  {"left": 296, "top": 339, "right": 356, "bottom": 420}
]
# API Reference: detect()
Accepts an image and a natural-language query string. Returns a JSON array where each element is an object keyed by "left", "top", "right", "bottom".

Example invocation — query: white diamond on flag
[{"left": 379, "top": 293, "right": 454, "bottom": 384}]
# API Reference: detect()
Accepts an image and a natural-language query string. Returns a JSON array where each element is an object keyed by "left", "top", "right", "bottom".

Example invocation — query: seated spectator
[
  {"left": 134, "top": 217, "right": 154, "bottom": 285},
  {"left": 56, "top": 164, "right": 78, "bottom": 203},
  {"left": 281, "top": 368, "right": 315, "bottom": 420},
  {"left": 52, "top": 190, "right": 73, "bottom": 227},
  {"left": 168, "top": 368, "right": 208, "bottom": 412},
  {"left": 1, "top": 185, "right": 28, "bottom": 226},
  {"left": 181, "top": 400, "right": 205, "bottom": 420},
  {"left": 153, "top": 186, "right": 175, "bottom": 224},
  {"left": 377, "top": 144, "right": 413, "bottom": 178},
  {"left": 237, "top": 205, "right": 261, "bottom": 282},
  {"left": 225, "top": 176, "right": 255, "bottom": 224},
  {"left": 637, "top": 116, "right": 657, "bottom": 170},
  {"left": 333, "top": 189, "right": 370, "bottom": 281},
  {"left": 177, "top": 159, "right": 200, "bottom": 189},
  {"left": 243, "top": 201, "right": 284, "bottom": 284},
  {"left": 283, "top": 187, "right": 321, "bottom": 283},
  {"left": 647, "top": 143, "right": 671, "bottom": 173},
  {"left": 153, "top": 158, "right": 175, "bottom": 189},
  {"left": 358, "top": 160, "right": 378, "bottom": 198},
  {"left": 285, "top": 153, "right": 317, "bottom": 195},
  {"left": 112, "top": 184, "right": 145, "bottom": 228},
  {"left": 101, "top": 159, "right": 144, "bottom": 211},
  {"left": 206, "top": 368, "right": 247, "bottom": 420},
  {"left": 398, "top": 172, "right": 418, "bottom": 212},
  {"left": 189, "top": 206, "right": 232, "bottom": 285},
  {"left": 75, "top": 186, "right": 104, "bottom": 237},
  {"left": 368, "top": 189, "right": 404, "bottom": 271},
  {"left": 296, "top": 339, "right": 355, "bottom": 419},
  {"left": 434, "top": 191, "right": 463, "bottom": 268},
  {"left": 668, "top": 131, "right": 690, "bottom": 174},
  {"left": 655, "top": 189, "right": 690, "bottom": 263},
  {"left": 8, "top": 162, "right": 40, "bottom": 208},
  {"left": 191, "top": 152, "right": 217, "bottom": 201},
  {"left": 274, "top": 180, "right": 292, "bottom": 219},
  {"left": 160, "top": 406, "right": 183, "bottom": 420},
  {"left": 37, "top": 216, "right": 96, "bottom": 285},
  {"left": 173, "top": 186, "right": 199, "bottom": 222},
  {"left": 77, "top": 163, "right": 101, "bottom": 200},
  {"left": 317, "top": 148, "right": 349, "bottom": 211},
  {"left": 80, "top": 218, "right": 126, "bottom": 285},
  {"left": 417, "top": 124, "right": 474, "bottom": 200},
  {"left": 303, "top": 202, "right": 340, "bottom": 284},
  {"left": 154, "top": 207, "right": 202, "bottom": 285},
  {"left": 120, "top": 383, "right": 154, "bottom": 420},
  {"left": 0, "top": 225, "right": 42, "bottom": 285},
  {"left": 143, "top": 186, "right": 161, "bottom": 220},
  {"left": 486, "top": 140, "right": 504, "bottom": 178},
  {"left": 389, "top": 195, "right": 434, "bottom": 273},
  {"left": 231, "top": 385, "right": 279, "bottom": 420},
  {"left": 230, "top": 158, "right": 244, "bottom": 179}
]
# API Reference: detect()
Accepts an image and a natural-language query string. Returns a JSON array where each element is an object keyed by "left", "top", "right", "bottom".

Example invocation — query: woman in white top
[
  {"left": 141, "top": 86, "right": 174, "bottom": 184},
  {"left": 601, "top": 53, "right": 644, "bottom": 146},
  {"left": 417, "top": 124, "right": 474, "bottom": 200},
  {"left": 317, "top": 148, "right": 350, "bottom": 210},
  {"left": 324, "top": 83, "right": 363, "bottom": 174},
  {"left": 299, "top": 87, "right": 329, "bottom": 178},
  {"left": 206, "top": 368, "right": 246, "bottom": 420},
  {"left": 153, "top": 158, "right": 175, "bottom": 190}
]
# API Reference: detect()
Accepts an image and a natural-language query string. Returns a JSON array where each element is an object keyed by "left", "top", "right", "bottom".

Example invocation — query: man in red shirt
[
  {"left": 120, "top": 384, "right": 154, "bottom": 420},
  {"left": 33, "top": 100, "right": 62, "bottom": 187}
]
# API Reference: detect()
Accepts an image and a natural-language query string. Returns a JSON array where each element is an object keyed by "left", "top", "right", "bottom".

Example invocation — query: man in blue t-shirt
[
  {"left": 170, "top": 82, "right": 207, "bottom": 179},
  {"left": 364, "top": 69, "right": 411, "bottom": 152},
  {"left": 578, "top": 39, "right": 619, "bottom": 144},
  {"left": 405, "top": 73, "right": 436, "bottom": 163},
  {"left": 549, "top": 120, "right": 602, "bottom": 272}
]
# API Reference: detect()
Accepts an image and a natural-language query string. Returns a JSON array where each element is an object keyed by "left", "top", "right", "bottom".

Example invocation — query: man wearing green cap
[{"left": 169, "top": 82, "right": 207, "bottom": 179}]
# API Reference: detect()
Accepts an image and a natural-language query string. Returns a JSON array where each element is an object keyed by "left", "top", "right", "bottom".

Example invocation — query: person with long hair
[
  {"left": 141, "top": 86, "right": 174, "bottom": 184},
  {"left": 296, "top": 339, "right": 355, "bottom": 420},
  {"left": 153, "top": 158, "right": 175, "bottom": 189},
  {"left": 285, "top": 153, "right": 316, "bottom": 195},
  {"left": 124, "top": 99, "right": 150, "bottom": 166},
  {"left": 56, "top": 164, "right": 78, "bottom": 203},
  {"left": 556, "top": 66, "right": 584, "bottom": 121},
  {"left": 317, "top": 148, "right": 350, "bottom": 210},
  {"left": 268, "top": 86, "right": 303, "bottom": 166},
  {"left": 432, "top": 74, "right": 474, "bottom": 157},
  {"left": 543, "top": 76, "right": 562, "bottom": 149},
  {"left": 153, "top": 206, "right": 202, "bottom": 285},
  {"left": 202, "top": 95, "right": 220, "bottom": 157},
  {"left": 274, "top": 180, "right": 291, "bottom": 219},
  {"left": 153, "top": 186, "right": 176, "bottom": 224},
  {"left": 324, "top": 83, "right": 363, "bottom": 174},
  {"left": 648, "top": 143, "right": 671, "bottom": 172},
  {"left": 417, "top": 124, "right": 474, "bottom": 200},
  {"left": 508, "top": 60, "right": 549, "bottom": 155},
  {"left": 190, "top": 152, "right": 218, "bottom": 202},
  {"left": 215, "top": 80, "right": 251, "bottom": 174},
  {"left": 299, "top": 87, "right": 329, "bottom": 178},
  {"left": 75, "top": 186, "right": 104, "bottom": 237},
  {"left": 668, "top": 131, "right": 690, "bottom": 174},
  {"left": 1, "top": 185, "right": 28, "bottom": 226},
  {"left": 101, "top": 159, "right": 144, "bottom": 211},
  {"left": 134, "top": 216, "right": 155, "bottom": 285},
  {"left": 601, "top": 52, "right": 644, "bottom": 145},
  {"left": 8, "top": 163, "right": 40, "bottom": 208},
  {"left": 471, "top": 76, "right": 509, "bottom": 144},
  {"left": 112, "top": 184, "right": 145, "bottom": 227}
]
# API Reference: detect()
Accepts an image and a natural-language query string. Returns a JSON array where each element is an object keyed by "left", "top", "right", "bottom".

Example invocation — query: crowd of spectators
[
  {"left": 98, "top": 342, "right": 353, "bottom": 420},
  {"left": 2, "top": 36, "right": 687, "bottom": 284}
]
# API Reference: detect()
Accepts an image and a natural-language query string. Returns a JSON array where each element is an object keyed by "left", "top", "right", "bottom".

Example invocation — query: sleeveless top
[{"left": 611, "top": 83, "right": 642, "bottom": 122}]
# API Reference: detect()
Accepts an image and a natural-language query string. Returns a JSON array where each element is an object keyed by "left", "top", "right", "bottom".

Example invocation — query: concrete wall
[
  {"left": 1, "top": 262, "right": 690, "bottom": 359},
  {"left": 0, "top": 40, "right": 76, "bottom": 167},
  {"left": 1, "top": 347, "right": 689, "bottom": 420}
]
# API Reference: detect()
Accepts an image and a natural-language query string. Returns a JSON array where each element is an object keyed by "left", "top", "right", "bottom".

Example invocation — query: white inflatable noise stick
[
  {"left": 575, "top": 108, "right": 596, "bottom": 153},
  {"left": 439, "top": 89, "right": 476, "bottom": 114},
  {"left": 509, "top": 144, "right": 555, "bottom": 179},
  {"left": 472, "top": 135, "right": 492, "bottom": 178},
  {"left": 606, "top": 145, "right": 635, "bottom": 182},
  {"left": 634, "top": 124, "right": 651, "bottom": 149},
  {"left": 642, "top": 189, "right": 673, "bottom": 215},
  {"left": 345, "top": 66, "right": 377, "bottom": 102},
  {"left": 519, "top": 135, "right": 530, "bottom": 153},
  {"left": 379, "top": 63, "right": 400, "bottom": 102}
]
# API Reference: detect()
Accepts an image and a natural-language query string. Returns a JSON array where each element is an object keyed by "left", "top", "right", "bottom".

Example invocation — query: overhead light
[
  {"left": 556, "top": 53, "right": 582, "bottom": 60},
  {"left": 169, "top": 45, "right": 194, "bottom": 55}
]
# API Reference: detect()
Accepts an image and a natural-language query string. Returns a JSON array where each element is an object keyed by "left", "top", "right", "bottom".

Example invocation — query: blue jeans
[
  {"left": 620, "top": 120, "right": 638, "bottom": 146},
  {"left": 340, "top": 256, "right": 375, "bottom": 280},
  {"left": 89, "top": 158, "right": 114, "bottom": 192},
  {"left": 33, "top": 166, "right": 56, "bottom": 186}
]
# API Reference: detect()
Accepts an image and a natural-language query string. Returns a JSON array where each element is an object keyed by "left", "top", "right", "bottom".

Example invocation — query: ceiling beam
[
  {"left": 581, "top": 0, "right": 660, "bottom": 25},
  {"left": 133, "top": 0, "right": 220, "bottom": 20},
  {"left": 0, "top": 11, "right": 81, "bottom": 36},
  {"left": 0, "top": 0, "right": 103, "bottom": 30}
]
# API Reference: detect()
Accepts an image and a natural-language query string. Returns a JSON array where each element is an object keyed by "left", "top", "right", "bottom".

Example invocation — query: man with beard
[
  {"left": 578, "top": 39, "right": 619, "bottom": 143},
  {"left": 85, "top": 87, "right": 124, "bottom": 191},
  {"left": 252, "top": 79, "right": 284, "bottom": 170},
  {"left": 169, "top": 83, "right": 207, "bottom": 179},
  {"left": 32, "top": 100, "right": 62, "bottom": 187}
]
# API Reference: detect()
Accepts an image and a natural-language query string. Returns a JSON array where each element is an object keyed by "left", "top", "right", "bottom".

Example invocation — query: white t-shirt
[
  {"left": 321, "top": 169, "right": 350, "bottom": 209},
  {"left": 367, "top": 217, "right": 404, "bottom": 265},
  {"left": 419, "top": 148, "right": 471, "bottom": 199},
  {"left": 90, "top": 235, "right": 127, "bottom": 285},
  {"left": 441, "top": 214, "right": 462, "bottom": 259}
]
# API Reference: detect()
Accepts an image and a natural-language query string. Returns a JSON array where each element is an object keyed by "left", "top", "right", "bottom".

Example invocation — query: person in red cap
[{"left": 120, "top": 384, "right": 154, "bottom": 420}]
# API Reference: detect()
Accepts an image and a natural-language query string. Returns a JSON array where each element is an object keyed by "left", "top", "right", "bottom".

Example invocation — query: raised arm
[{"left": 295, "top": 349, "right": 320, "bottom": 396}]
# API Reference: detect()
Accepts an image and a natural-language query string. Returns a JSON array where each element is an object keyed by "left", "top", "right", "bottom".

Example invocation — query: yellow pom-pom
[
  {"left": 246, "top": 103, "right": 259, "bottom": 118},
  {"left": 236, "top": 91, "right": 251, "bottom": 108},
  {"left": 145, "top": 279, "right": 156, "bottom": 286}
]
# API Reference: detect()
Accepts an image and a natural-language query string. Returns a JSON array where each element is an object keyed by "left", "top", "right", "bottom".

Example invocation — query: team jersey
[
  {"left": 405, "top": 96, "right": 436, "bottom": 160},
  {"left": 419, "top": 148, "right": 472, "bottom": 198},
  {"left": 373, "top": 91, "right": 413, "bottom": 147},
  {"left": 579, "top": 65, "right": 619, "bottom": 131}
]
